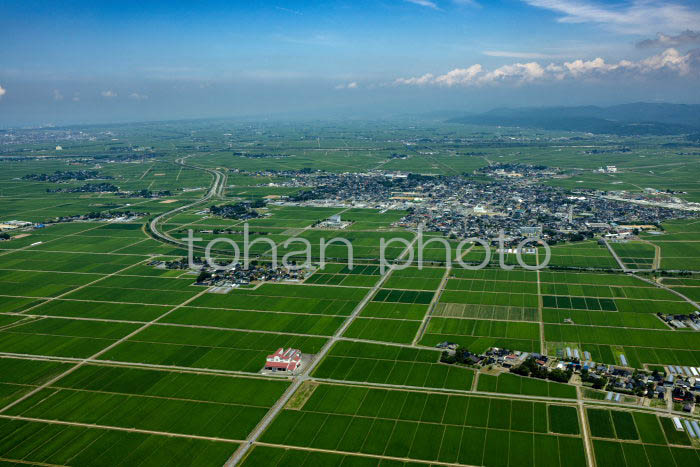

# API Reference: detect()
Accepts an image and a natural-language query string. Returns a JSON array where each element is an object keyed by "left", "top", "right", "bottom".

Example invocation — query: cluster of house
[
  {"left": 209, "top": 202, "right": 262, "bottom": 220},
  {"left": 0, "top": 220, "right": 34, "bottom": 232},
  {"left": 205, "top": 166, "right": 694, "bottom": 246},
  {"left": 53, "top": 211, "right": 147, "bottom": 224},
  {"left": 47, "top": 182, "right": 120, "bottom": 193},
  {"left": 202, "top": 264, "right": 309, "bottom": 290},
  {"left": 0, "top": 127, "right": 94, "bottom": 146},
  {"left": 284, "top": 170, "right": 428, "bottom": 209},
  {"left": 397, "top": 175, "right": 689, "bottom": 246},
  {"left": 436, "top": 342, "right": 548, "bottom": 368},
  {"left": 663, "top": 366, "right": 700, "bottom": 410},
  {"left": 484, "top": 347, "right": 550, "bottom": 368},
  {"left": 117, "top": 189, "right": 172, "bottom": 199},
  {"left": 1, "top": 210, "right": 149, "bottom": 236},
  {"left": 658, "top": 312, "right": 700, "bottom": 331},
  {"left": 20, "top": 169, "right": 112, "bottom": 182},
  {"left": 562, "top": 357, "right": 700, "bottom": 411},
  {"left": 150, "top": 258, "right": 310, "bottom": 289},
  {"left": 477, "top": 163, "right": 561, "bottom": 179},
  {"left": 583, "top": 364, "right": 660, "bottom": 395},
  {"left": 437, "top": 342, "right": 700, "bottom": 410}
]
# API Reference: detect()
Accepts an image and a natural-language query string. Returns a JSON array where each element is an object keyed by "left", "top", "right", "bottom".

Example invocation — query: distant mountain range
[{"left": 447, "top": 103, "right": 700, "bottom": 135}]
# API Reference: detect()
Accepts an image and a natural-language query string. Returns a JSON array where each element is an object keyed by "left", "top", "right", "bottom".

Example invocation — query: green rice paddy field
[
  {"left": 260, "top": 383, "right": 586, "bottom": 466},
  {"left": 313, "top": 341, "right": 475, "bottom": 390},
  {"left": 3, "top": 135, "right": 700, "bottom": 467}
]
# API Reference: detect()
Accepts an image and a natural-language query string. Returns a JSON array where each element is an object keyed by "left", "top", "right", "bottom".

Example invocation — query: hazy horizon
[{"left": 2, "top": 0, "right": 700, "bottom": 127}]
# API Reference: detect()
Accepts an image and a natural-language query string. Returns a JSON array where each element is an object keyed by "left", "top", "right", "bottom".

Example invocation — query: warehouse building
[{"left": 264, "top": 347, "right": 302, "bottom": 372}]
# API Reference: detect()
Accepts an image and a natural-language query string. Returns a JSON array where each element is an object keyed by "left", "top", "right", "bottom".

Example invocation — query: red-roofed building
[{"left": 265, "top": 348, "right": 302, "bottom": 372}]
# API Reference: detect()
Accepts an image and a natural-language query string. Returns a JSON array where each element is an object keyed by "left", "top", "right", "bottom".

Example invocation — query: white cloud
[
  {"left": 0, "top": 85, "right": 6, "bottom": 98},
  {"left": 563, "top": 57, "right": 615, "bottom": 77},
  {"left": 101, "top": 90, "right": 117, "bottom": 98},
  {"left": 636, "top": 47, "right": 690, "bottom": 74},
  {"left": 434, "top": 65, "right": 482, "bottom": 86},
  {"left": 405, "top": 0, "right": 439, "bottom": 10},
  {"left": 335, "top": 81, "right": 359, "bottom": 89},
  {"left": 637, "top": 30, "right": 700, "bottom": 49},
  {"left": 522, "top": 0, "right": 700, "bottom": 34},
  {"left": 72, "top": 93, "right": 80, "bottom": 102},
  {"left": 129, "top": 92, "right": 148, "bottom": 100},
  {"left": 480, "top": 62, "right": 545, "bottom": 83},
  {"left": 393, "top": 48, "right": 696, "bottom": 87},
  {"left": 393, "top": 73, "right": 435, "bottom": 86},
  {"left": 52, "top": 89, "right": 64, "bottom": 101},
  {"left": 562, "top": 49, "right": 691, "bottom": 76}
]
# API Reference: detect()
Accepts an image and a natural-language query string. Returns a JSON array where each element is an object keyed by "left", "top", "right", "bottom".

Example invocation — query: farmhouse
[{"left": 265, "top": 348, "right": 302, "bottom": 372}]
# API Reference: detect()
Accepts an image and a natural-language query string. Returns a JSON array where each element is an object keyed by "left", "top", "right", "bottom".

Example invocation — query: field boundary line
[
  {"left": 0, "top": 353, "right": 83, "bottom": 363},
  {"left": 631, "top": 273, "right": 700, "bottom": 311},
  {"left": 108, "top": 237, "right": 152, "bottom": 253},
  {"left": 0, "top": 414, "right": 242, "bottom": 443},
  {"left": 577, "top": 385, "right": 596, "bottom": 467},
  {"left": 17, "top": 258, "right": 150, "bottom": 315},
  {"left": 0, "top": 295, "right": 194, "bottom": 308},
  {"left": 2, "top": 249, "right": 147, "bottom": 256},
  {"left": 38, "top": 385, "right": 272, "bottom": 409},
  {"left": 0, "top": 223, "right": 112, "bottom": 258},
  {"left": 0, "top": 352, "right": 291, "bottom": 380},
  {"left": 0, "top": 268, "right": 110, "bottom": 276},
  {"left": 537, "top": 249, "right": 546, "bottom": 354},
  {"left": 251, "top": 441, "right": 476, "bottom": 467},
  {"left": 0, "top": 457, "right": 64, "bottom": 467},
  {"left": 154, "top": 321, "right": 331, "bottom": 338},
  {"left": 85, "top": 359, "right": 286, "bottom": 379},
  {"left": 0, "top": 286, "right": 213, "bottom": 415},
  {"left": 0, "top": 316, "right": 37, "bottom": 331},
  {"left": 223, "top": 233, "right": 420, "bottom": 466},
  {"left": 138, "top": 164, "right": 152, "bottom": 180},
  {"left": 412, "top": 266, "right": 450, "bottom": 345},
  {"left": 256, "top": 206, "right": 351, "bottom": 259},
  {"left": 309, "top": 377, "right": 700, "bottom": 420}
]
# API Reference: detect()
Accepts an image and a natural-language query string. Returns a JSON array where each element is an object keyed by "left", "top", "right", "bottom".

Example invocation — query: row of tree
[{"left": 511, "top": 357, "right": 572, "bottom": 383}]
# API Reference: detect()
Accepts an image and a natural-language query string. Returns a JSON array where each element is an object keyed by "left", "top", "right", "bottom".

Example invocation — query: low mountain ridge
[{"left": 448, "top": 103, "right": 700, "bottom": 135}]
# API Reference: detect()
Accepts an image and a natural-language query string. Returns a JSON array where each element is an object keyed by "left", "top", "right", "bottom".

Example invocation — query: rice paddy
[{"left": 2, "top": 131, "right": 700, "bottom": 467}]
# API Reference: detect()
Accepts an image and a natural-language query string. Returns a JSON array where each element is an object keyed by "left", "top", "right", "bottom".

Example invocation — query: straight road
[
  {"left": 602, "top": 238, "right": 631, "bottom": 272},
  {"left": 223, "top": 234, "right": 420, "bottom": 466}
]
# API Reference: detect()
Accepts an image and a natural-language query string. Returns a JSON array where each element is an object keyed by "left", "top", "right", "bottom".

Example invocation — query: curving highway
[{"left": 148, "top": 155, "right": 226, "bottom": 247}]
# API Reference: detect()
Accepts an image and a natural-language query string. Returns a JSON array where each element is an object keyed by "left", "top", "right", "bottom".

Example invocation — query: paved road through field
[
  {"left": 148, "top": 155, "right": 226, "bottom": 247},
  {"left": 223, "top": 234, "right": 420, "bottom": 466}
]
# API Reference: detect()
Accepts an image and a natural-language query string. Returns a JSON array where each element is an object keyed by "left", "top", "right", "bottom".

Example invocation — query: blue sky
[{"left": 1, "top": 0, "right": 699, "bottom": 126}]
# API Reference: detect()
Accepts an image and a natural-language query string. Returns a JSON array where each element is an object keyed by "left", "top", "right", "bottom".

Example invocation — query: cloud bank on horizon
[
  {"left": 2, "top": 0, "right": 700, "bottom": 125},
  {"left": 391, "top": 48, "right": 698, "bottom": 88}
]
